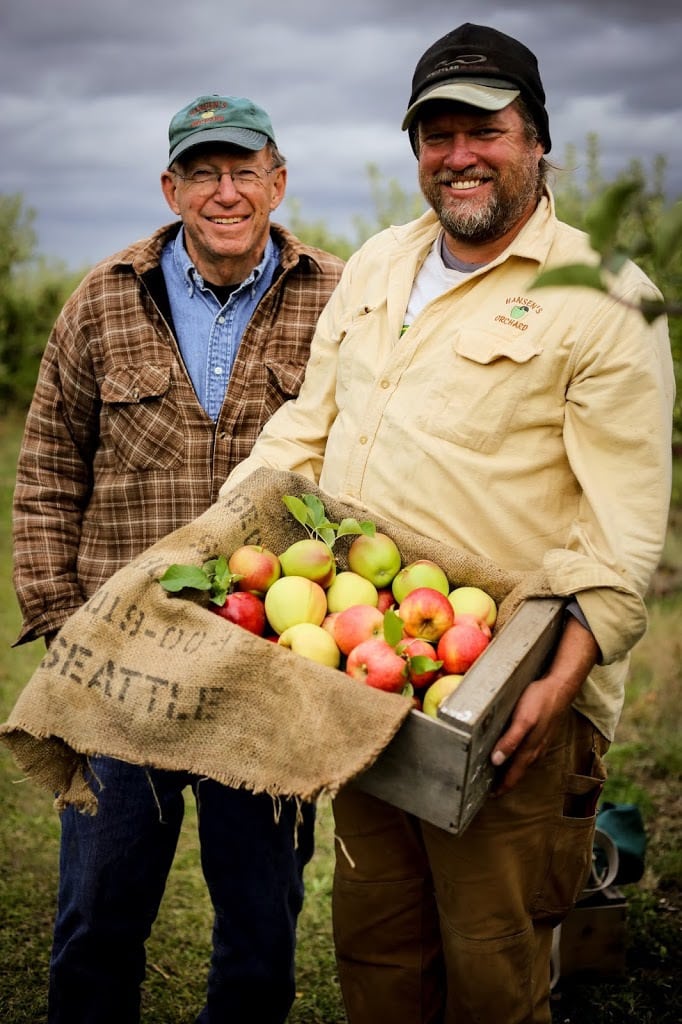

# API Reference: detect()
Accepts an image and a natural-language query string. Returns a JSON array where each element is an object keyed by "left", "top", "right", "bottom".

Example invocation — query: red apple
[
  {"left": 227, "top": 544, "right": 281, "bottom": 596},
  {"left": 453, "top": 611, "right": 492, "bottom": 638},
  {"left": 279, "top": 538, "right": 336, "bottom": 588},
  {"left": 396, "top": 636, "right": 442, "bottom": 688},
  {"left": 437, "top": 621, "right": 490, "bottom": 674},
  {"left": 322, "top": 611, "right": 340, "bottom": 637},
  {"left": 392, "top": 559, "right": 450, "bottom": 603},
  {"left": 398, "top": 586, "right": 454, "bottom": 642},
  {"left": 264, "top": 575, "right": 328, "bottom": 634},
  {"left": 345, "top": 637, "right": 408, "bottom": 693},
  {"left": 448, "top": 585, "right": 497, "bottom": 629},
  {"left": 422, "top": 674, "right": 465, "bottom": 717},
  {"left": 325, "top": 571, "right": 379, "bottom": 613},
  {"left": 212, "top": 591, "right": 266, "bottom": 636},
  {"left": 347, "top": 532, "right": 402, "bottom": 588},
  {"left": 277, "top": 622, "right": 341, "bottom": 668},
  {"left": 332, "top": 603, "right": 385, "bottom": 656},
  {"left": 376, "top": 588, "right": 396, "bottom": 613}
]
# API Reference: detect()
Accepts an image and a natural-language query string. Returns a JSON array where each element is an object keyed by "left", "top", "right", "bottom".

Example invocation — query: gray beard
[{"left": 421, "top": 166, "right": 542, "bottom": 245}]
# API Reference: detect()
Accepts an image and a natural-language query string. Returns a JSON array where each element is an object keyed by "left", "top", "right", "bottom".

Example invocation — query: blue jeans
[{"left": 48, "top": 756, "right": 315, "bottom": 1024}]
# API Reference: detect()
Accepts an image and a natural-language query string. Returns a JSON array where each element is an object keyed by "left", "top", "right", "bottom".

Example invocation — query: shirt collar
[{"left": 170, "top": 226, "right": 276, "bottom": 299}]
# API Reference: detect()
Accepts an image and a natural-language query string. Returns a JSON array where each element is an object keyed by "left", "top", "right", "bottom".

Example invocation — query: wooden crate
[{"left": 352, "top": 597, "right": 566, "bottom": 834}]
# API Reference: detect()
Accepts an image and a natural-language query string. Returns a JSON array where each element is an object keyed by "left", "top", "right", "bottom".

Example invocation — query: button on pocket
[{"left": 101, "top": 365, "right": 184, "bottom": 472}]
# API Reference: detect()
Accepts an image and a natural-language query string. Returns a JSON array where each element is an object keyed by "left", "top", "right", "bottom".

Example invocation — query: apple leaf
[
  {"left": 409, "top": 655, "right": 443, "bottom": 674},
  {"left": 202, "top": 555, "right": 235, "bottom": 606},
  {"left": 585, "top": 178, "right": 642, "bottom": 256},
  {"left": 158, "top": 555, "right": 239, "bottom": 606},
  {"left": 282, "top": 495, "right": 313, "bottom": 529},
  {"left": 531, "top": 263, "right": 608, "bottom": 293},
  {"left": 159, "top": 564, "right": 213, "bottom": 592},
  {"left": 383, "top": 607, "right": 405, "bottom": 649},
  {"left": 336, "top": 517, "right": 376, "bottom": 539}
]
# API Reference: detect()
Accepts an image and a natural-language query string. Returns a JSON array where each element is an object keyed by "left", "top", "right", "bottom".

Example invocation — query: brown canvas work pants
[{"left": 332, "top": 709, "right": 608, "bottom": 1024}]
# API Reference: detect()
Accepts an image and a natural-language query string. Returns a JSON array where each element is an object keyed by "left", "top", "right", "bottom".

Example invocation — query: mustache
[{"left": 432, "top": 169, "right": 495, "bottom": 185}]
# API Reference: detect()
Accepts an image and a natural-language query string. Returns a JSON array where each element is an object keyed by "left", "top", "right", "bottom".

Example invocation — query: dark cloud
[{"left": 2, "top": 0, "right": 681, "bottom": 268}]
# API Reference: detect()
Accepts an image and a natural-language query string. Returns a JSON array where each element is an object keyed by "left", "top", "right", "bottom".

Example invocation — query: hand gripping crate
[{"left": 353, "top": 596, "right": 566, "bottom": 834}]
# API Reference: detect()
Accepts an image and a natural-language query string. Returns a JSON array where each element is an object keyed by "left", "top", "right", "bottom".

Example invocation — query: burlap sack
[{"left": 0, "top": 469, "right": 553, "bottom": 813}]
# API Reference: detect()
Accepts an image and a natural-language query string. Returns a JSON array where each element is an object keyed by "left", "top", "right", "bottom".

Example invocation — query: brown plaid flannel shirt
[{"left": 13, "top": 221, "right": 343, "bottom": 643}]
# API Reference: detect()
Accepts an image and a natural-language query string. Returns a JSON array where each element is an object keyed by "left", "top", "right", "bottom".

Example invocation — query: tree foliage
[{"left": 0, "top": 194, "right": 80, "bottom": 408}]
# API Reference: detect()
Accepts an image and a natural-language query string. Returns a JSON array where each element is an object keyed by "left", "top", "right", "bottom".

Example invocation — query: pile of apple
[{"left": 159, "top": 502, "right": 497, "bottom": 719}]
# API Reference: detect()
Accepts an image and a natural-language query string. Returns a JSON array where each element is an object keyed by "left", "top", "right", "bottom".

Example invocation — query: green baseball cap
[{"left": 168, "top": 94, "right": 277, "bottom": 166}]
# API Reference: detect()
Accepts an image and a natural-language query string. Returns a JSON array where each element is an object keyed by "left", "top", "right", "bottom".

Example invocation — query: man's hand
[{"left": 490, "top": 613, "right": 600, "bottom": 796}]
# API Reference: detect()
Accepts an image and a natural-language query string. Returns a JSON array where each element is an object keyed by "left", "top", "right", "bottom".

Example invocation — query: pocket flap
[
  {"left": 101, "top": 365, "right": 171, "bottom": 404},
  {"left": 454, "top": 328, "right": 542, "bottom": 366}
]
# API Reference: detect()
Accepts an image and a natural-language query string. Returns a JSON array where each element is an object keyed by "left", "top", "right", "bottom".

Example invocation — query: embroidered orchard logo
[{"left": 494, "top": 296, "right": 543, "bottom": 331}]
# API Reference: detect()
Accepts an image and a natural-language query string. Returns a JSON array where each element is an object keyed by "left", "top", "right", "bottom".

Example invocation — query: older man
[{"left": 13, "top": 93, "right": 343, "bottom": 1024}]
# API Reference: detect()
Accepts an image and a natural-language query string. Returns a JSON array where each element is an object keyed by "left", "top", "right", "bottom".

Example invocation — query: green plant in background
[{"left": 533, "top": 176, "right": 682, "bottom": 323}]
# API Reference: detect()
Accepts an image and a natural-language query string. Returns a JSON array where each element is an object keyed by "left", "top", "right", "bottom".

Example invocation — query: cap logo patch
[{"left": 447, "top": 53, "right": 488, "bottom": 66}]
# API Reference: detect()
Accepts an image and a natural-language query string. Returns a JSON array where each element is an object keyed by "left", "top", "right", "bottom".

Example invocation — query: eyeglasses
[{"left": 173, "top": 165, "right": 278, "bottom": 193}]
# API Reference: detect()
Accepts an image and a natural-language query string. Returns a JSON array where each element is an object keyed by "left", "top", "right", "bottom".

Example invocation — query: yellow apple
[
  {"left": 279, "top": 538, "right": 336, "bottom": 588},
  {"left": 422, "top": 674, "right": 464, "bottom": 718},
  {"left": 277, "top": 622, "right": 341, "bottom": 668},
  {"left": 264, "top": 575, "right": 328, "bottom": 634},
  {"left": 325, "top": 571, "right": 379, "bottom": 613},
  {"left": 448, "top": 585, "right": 497, "bottom": 629},
  {"left": 392, "top": 559, "right": 449, "bottom": 603}
]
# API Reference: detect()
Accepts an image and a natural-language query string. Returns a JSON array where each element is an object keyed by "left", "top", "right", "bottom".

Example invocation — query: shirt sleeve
[
  {"left": 12, "top": 301, "right": 99, "bottom": 643},
  {"left": 542, "top": 283, "right": 674, "bottom": 664}
]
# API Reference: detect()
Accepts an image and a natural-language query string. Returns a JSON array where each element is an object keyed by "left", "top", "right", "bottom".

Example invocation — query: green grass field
[{"left": 1, "top": 409, "right": 680, "bottom": 1023}]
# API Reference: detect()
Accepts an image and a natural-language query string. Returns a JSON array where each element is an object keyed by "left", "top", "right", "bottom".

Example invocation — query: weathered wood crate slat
[{"left": 353, "top": 597, "right": 566, "bottom": 834}]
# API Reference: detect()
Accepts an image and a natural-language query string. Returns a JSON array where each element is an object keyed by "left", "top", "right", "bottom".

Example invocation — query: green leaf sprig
[
  {"left": 282, "top": 493, "right": 376, "bottom": 550},
  {"left": 158, "top": 555, "right": 238, "bottom": 606}
]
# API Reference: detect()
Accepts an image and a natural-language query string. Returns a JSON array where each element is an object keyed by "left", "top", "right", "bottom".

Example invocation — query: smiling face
[
  {"left": 416, "top": 101, "right": 544, "bottom": 262},
  {"left": 161, "top": 144, "right": 287, "bottom": 285}
]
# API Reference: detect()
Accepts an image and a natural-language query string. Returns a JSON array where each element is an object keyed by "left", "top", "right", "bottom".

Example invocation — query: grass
[{"left": 0, "top": 408, "right": 680, "bottom": 1023}]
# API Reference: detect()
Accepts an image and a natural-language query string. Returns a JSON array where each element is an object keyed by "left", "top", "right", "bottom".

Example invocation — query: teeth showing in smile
[
  {"left": 447, "top": 179, "right": 483, "bottom": 191},
  {"left": 211, "top": 216, "right": 245, "bottom": 224}
]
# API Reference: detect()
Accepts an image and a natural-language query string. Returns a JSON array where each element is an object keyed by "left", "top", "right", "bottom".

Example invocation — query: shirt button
[
  {"left": 380, "top": 379, "right": 390, "bottom": 389},
  {"left": 359, "top": 436, "right": 368, "bottom": 445},
  {"left": 214, "top": 366, "right": 223, "bottom": 376},
  {"left": 218, "top": 316, "right": 226, "bottom": 324}
]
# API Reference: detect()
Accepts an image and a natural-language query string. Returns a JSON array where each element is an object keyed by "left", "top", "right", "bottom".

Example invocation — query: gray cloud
[{"left": 2, "top": 0, "right": 681, "bottom": 269}]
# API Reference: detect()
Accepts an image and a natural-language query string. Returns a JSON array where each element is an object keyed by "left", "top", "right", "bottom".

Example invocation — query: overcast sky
[{"left": 3, "top": 0, "right": 682, "bottom": 270}]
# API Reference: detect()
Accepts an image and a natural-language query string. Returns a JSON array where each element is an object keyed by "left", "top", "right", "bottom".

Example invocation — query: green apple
[
  {"left": 277, "top": 622, "right": 341, "bottom": 668},
  {"left": 279, "top": 538, "right": 336, "bottom": 588},
  {"left": 448, "top": 585, "right": 497, "bottom": 629},
  {"left": 422, "top": 674, "right": 464, "bottom": 717},
  {"left": 325, "top": 571, "right": 379, "bottom": 613},
  {"left": 347, "top": 532, "right": 402, "bottom": 588},
  {"left": 392, "top": 559, "right": 449, "bottom": 603},
  {"left": 264, "top": 575, "right": 328, "bottom": 634}
]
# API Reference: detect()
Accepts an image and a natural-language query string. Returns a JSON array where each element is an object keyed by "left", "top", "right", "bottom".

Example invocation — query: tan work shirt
[{"left": 224, "top": 193, "right": 675, "bottom": 740}]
